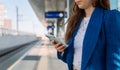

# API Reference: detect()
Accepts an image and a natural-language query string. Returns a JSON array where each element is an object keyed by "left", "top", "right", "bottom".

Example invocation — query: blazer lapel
[{"left": 81, "top": 7, "right": 104, "bottom": 70}]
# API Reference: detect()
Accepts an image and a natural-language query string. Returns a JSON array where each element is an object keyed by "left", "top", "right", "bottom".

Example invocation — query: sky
[{"left": 0, "top": 0, "right": 47, "bottom": 35}]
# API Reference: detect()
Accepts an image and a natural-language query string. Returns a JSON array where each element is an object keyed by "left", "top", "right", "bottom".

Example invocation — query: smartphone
[{"left": 45, "top": 34, "right": 68, "bottom": 47}]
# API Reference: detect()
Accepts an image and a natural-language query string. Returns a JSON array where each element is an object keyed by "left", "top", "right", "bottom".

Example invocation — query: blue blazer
[{"left": 57, "top": 7, "right": 120, "bottom": 70}]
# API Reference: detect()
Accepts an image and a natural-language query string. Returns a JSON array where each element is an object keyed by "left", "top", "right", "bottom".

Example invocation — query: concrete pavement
[{"left": 8, "top": 40, "right": 68, "bottom": 70}]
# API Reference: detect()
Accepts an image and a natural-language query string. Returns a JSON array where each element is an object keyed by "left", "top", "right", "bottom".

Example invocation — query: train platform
[{"left": 7, "top": 40, "right": 68, "bottom": 70}]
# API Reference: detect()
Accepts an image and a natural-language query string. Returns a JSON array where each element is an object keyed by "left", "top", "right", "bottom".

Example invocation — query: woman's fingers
[
  {"left": 55, "top": 44, "right": 65, "bottom": 52},
  {"left": 51, "top": 40, "right": 57, "bottom": 45},
  {"left": 56, "top": 45, "right": 65, "bottom": 52},
  {"left": 51, "top": 40, "right": 65, "bottom": 52}
]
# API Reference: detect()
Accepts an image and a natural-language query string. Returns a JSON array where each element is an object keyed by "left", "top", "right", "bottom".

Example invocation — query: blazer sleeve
[
  {"left": 57, "top": 48, "right": 68, "bottom": 63},
  {"left": 105, "top": 10, "right": 120, "bottom": 70},
  {"left": 57, "top": 36, "right": 74, "bottom": 63}
]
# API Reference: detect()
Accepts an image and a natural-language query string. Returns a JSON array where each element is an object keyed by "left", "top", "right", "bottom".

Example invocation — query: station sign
[{"left": 45, "top": 11, "right": 67, "bottom": 18}]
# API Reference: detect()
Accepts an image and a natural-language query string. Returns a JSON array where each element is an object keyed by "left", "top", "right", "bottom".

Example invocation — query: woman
[{"left": 51, "top": 0, "right": 120, "bottom": 70}]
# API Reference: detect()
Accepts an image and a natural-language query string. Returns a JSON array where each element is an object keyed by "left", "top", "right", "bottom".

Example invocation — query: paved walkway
[
  {"left": 36, "top": 40, "right": 68, "bottom": 70},
  {"left": 8, "top": 40, "right": 68, "bottom": 70}
]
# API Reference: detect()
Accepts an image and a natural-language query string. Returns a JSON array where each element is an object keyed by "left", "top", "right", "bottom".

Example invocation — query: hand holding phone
[{"left": 45, "top": 34, "right": 68, "bottom": 47}]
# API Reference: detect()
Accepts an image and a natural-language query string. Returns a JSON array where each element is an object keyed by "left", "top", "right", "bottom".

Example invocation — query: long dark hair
[{"left": 65, "top": 0, "right": 110, "bottom": 42}]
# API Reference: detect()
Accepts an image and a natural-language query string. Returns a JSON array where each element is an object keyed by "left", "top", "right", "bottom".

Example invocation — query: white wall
[{"left": 0, "top": 35, "right": 37, "bottom": 55}]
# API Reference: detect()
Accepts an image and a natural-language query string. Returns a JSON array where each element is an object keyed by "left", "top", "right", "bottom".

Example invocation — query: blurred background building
[
  {"left": 110, "top": 0, "right": 120, "bottom": 10},
  {"left": 0, "top": 3, "right": 12, "bottom": 29},
  {"left": 29, "top": 0, "right": 73, "bottom": 38}
]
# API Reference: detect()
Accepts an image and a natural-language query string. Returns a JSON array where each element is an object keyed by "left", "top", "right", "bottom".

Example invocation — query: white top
[{"left": 73, "top": 17, "right": 90, "bottom": 69}]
